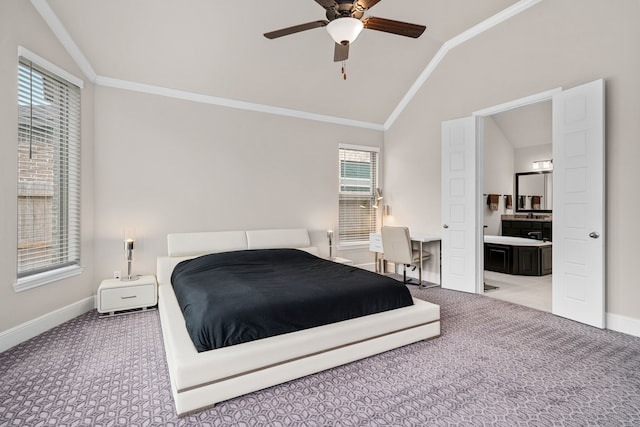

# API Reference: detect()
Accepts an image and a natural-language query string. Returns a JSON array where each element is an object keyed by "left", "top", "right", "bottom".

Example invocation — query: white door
[
  {"left": 441, "top": 117, "right": 480, "bottom": 293},
  {"left": 552, "top": 79, "right": 605, "bottom": 328}
]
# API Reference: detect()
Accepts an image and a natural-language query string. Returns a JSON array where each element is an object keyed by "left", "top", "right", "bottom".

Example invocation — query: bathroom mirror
[{"left": 515, "top": 171, "right": 552, "bottom": 212}]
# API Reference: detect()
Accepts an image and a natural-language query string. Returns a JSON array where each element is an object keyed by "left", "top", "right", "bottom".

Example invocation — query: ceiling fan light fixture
[{"left": 326, "top": 17, "right": 364, "bottom": 44}]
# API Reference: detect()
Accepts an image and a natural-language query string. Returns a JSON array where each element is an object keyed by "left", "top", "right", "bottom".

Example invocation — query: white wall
[
  {"left": 1, "top": 1, "right": 382, "bottom": 338},
  {"left": 515, "top": 144, "right": 552, "bottom": 173},
  {"left": 2, "top": 0, "right": 639, "bottom": 338},
  {"left": 384, "top": 0, "right": 640, "bottom": 320},
  {"left": 0, "top": 1, "right": 95, "bottom": 332},
  {"left": 93, "top": 87, "right": 383, "bottom": 280},
  {"left": 483, "top": 116, "right": 515, "bottom": 235}
]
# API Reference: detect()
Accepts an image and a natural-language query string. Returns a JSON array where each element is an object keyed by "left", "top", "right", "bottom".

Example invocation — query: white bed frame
[{"left": 157, "top": 228, "right": 441, "bottom": 416}]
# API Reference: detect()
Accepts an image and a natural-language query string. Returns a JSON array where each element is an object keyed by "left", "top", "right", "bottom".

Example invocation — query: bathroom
[{"left": 482, "top": 100, "right": 553, "bottom": 312}]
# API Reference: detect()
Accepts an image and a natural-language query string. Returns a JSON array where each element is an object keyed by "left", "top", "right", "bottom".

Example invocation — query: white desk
[{"left": 370, "top": 232, "right": 442, "bottom": 285}]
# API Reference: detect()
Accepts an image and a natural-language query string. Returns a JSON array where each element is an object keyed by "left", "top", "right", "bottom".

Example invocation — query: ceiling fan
[{"left": 264, "top": 0, "right": 426, "bottom": 76}]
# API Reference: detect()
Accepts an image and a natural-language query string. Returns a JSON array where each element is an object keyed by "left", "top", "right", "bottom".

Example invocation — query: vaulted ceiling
[
  {"left": 40, "top": 0, "right": 532, "bottom": 128},
  {"left": 492, "top": 101, "right": 552, "bottom": 149}
]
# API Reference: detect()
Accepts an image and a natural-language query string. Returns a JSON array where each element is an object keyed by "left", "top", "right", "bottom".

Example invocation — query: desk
[{"left": 370, "top": 233, "right": 441, "bottom": 285}]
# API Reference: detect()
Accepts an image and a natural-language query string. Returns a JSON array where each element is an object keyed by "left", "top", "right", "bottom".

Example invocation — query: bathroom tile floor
[{"left": 483, "top": 270, "right": 552, "bottom": 312}]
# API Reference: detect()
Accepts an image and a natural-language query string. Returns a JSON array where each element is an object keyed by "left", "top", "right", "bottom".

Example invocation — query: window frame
[
  {"left": 338, "top": 144, "right": 380, "bottom": 248},
  {"left": 14, "top": 47, "right": 84, "bottom": 292}
]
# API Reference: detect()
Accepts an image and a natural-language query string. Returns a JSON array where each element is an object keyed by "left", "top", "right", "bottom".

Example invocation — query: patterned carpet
[{"left": 1, "top": 286, "right": 640, "bottom": 426}]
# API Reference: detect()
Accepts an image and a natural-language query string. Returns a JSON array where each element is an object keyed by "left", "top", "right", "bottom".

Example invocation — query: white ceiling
[
  {"left": 43, "top": 0, "right": 523, "bottom": 126},
  {"left": 492, "top": 101, "right": 552, "bottom": 148}
]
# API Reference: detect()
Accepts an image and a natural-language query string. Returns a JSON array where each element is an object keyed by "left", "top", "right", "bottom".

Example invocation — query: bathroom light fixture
[{"left": 532, "top": 159, "right": 553, "bottom": 170}]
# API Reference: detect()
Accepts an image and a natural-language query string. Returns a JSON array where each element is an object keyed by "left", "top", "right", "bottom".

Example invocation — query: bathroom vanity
[
  {"left": 502, "top": 216, "right": 552, "bottom": 241},
  {"left": 484, "top": 235, "right": 552, "bottom": 276}
]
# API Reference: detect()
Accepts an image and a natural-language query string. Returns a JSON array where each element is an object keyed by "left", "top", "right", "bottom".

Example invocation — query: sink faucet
[{"left": 527, "top": 231, "right": 542, "bottom": 240}]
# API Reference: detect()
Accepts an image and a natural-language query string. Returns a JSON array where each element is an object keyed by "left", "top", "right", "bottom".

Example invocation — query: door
[
  {"left": 441, "top": 117, "right": 480, "bottom": 293},
  {"left": 552, "top": 79, "right": 605, "bottom": 328}
]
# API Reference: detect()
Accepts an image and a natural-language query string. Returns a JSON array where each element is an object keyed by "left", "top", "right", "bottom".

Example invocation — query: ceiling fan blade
[
  {"left": 358, "top": 0, "right": 382, "bottom": 9},
  {"left": 334, "top": 42, "right": 349, "bottom": 62},
  {"left": 264, "top": 20, "right": 329, "bottom": 39},
  {"left": 362, "top": 16, "right": 426, "bottom": 38},
  {"left": 314, "top": 0, "right": 336, "bottom": 8}
]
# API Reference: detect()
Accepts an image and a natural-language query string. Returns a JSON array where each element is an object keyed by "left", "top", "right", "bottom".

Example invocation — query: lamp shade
[{"left": 326, "top": 17, "right": 364, "bottom": 44}]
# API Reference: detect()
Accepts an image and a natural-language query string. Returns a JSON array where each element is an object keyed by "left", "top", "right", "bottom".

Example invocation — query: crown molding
[
  {"left": 383, "top": 0, "right": 543, "bottom": 130},
  {"left": 30, "top": 0, "right": 97, "bottom": 82},
  {"left": 33, "top": 0, "right": 542, "bottom": 132},
  {"left": 94, "top": 76, "right": 384, "bottom": 130}
]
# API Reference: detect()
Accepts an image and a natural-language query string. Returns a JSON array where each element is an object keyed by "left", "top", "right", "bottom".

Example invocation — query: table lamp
[
  {"left": 327, "top": 229, "right": 334, "bottom": 259},
  {"left": 122, "top": 230, "right": 139, "bottom": 281}
]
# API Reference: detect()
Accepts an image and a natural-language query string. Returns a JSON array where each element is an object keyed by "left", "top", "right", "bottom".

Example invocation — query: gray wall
[
  {"left": 93, "top": 87, "right": 383, "bottom": 282},
  {"left": 2, "top": 0, "right": 639, "bottom": 335},
  {"left": 0, "top": 1, "right": 382, "bottom": 334},
  {"left": 384, "top": 0, "right": 640, "bottom": 320},
  {"left": 483, "top": 116, "right": 515, "bottom": 236},
  {"left": 0, "top": 1, "right": 95, "bottom": 331}
]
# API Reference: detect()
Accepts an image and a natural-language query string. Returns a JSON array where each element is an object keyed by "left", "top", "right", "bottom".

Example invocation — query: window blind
[
  {"left": 17, "top": 57, "right": 81, "bottom": 279},
  {"left": 338, "top": 147, "right": 378, "bottom": 245}
]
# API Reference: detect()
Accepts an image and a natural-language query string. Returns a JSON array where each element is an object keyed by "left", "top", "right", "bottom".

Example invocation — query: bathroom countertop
[{"left": 501, "top": 215, "right": 552, "bottom": 222}]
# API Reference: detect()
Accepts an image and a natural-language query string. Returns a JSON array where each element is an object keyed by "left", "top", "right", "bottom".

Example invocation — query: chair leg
[{"left": 418, "top": 265, "right": 423, "bottom": 288}]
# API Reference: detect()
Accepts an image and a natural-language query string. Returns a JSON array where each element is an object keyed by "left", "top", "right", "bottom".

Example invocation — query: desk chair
[{"left": 381, "top": 226, "right": 431, "bottom": 287}]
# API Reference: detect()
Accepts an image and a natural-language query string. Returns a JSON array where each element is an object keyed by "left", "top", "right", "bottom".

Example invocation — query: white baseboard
[
  {"left": 606, "top": 312, "right": 640, "bottom": 338},
  {"left": 0, "top": 296, "right": 96, "bottom": 353},
  {"left": 1, "top": 295, "right": 637, "bottom": 354},
  {"left": 355, "top": 262, "right": 376, "bottom": 272}
]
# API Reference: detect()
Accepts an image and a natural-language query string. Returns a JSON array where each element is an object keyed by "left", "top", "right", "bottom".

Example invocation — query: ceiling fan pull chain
[{"left": 264, "top": 1, "right": 426, "bottom": 78}]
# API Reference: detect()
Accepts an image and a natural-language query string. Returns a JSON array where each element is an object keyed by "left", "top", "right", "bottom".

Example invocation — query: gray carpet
[{"left": 1, "top": 286, "right": 640, "bottom": 426}]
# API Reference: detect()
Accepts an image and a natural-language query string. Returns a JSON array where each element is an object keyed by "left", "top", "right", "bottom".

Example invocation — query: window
[
  {"left": 16, "top": 52, "right": 82, "bottom": 291},
  {"left": 338, "top": 145, "right": 380, "bottom": 246}
]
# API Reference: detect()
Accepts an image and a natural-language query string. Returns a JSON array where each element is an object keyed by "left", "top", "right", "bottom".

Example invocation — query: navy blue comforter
[{"left": 171, "top": 248, "right": 413, "bottom": 352}]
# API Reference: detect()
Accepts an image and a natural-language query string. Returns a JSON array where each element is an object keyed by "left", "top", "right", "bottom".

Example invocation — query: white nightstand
[
  {"left": 329, "top": 257, "right": 354, "bottom": 265},
  {"left": 97, "top": 274, "right": 158, "bottom": 315}
]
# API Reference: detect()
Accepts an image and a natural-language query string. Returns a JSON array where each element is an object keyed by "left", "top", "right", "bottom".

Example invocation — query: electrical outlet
[{"left": 113, "top": 270, "right": 121, "bottom": 279}]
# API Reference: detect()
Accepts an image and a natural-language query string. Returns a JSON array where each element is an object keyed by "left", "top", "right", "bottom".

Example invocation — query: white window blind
[
  {"left": 338, "top": 146, "right": 379, "bottom": 245},
  {"left": 17, "top": 57, "right": 81, "bottom": 285}
]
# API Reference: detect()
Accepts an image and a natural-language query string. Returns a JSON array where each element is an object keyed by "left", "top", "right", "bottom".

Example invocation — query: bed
[{"left": 157, "top": 228, "right": 441, "bottom": 416}]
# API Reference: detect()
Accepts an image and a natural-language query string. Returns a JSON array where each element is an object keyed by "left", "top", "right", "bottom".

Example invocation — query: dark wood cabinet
[
  {"left": 485, "top": 244, "right": 511, "bottom": 274},
  {"left": 484, "top": 243, "right": 552, "bottom": 276},
  {"left": 502, "top": 220, "right": 552, "bottom": 241},
  {"left": 516, "top": 246, "right": 538, "bottom": 275},
  {"left": 540, "top": 246, "right": 552, "bottom": 275}
]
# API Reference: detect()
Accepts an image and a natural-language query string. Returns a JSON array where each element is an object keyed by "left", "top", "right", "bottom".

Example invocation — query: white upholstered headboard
[
  {"left": 167, "top": 231, "right": 247, "bottom": 257},
  {"left": 246, "top": 228, "right": 311, "bottom": 250},
  {"left": 157, "top": 228, "right": 318, "bottom": 285}
]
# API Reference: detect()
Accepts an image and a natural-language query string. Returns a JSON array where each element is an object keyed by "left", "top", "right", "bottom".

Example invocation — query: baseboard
[
  {"left": 1, "top": 295, "right": 636, "bottom": 353},
  {"left": 0, "top": 296, "right": 96, "bottom": 353},
  {"left": 355, "top": 262, "right": 376, "bottom": 272},
  {"left": 606, "top": 312, "right": 640, "bottom": 338}
]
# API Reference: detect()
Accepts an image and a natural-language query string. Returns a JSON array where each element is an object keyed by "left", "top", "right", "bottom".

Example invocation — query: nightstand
[{"left": 97, "top": 274, "right": 158, "bottom": 315}]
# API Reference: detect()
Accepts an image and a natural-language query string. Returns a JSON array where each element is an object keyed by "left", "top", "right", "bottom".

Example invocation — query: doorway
[
  {"left": 441, "top": 80, "right": 605, "bottom": 328},
  {"left": 480, "top": 100, "right": 553, "bottom": 312}
]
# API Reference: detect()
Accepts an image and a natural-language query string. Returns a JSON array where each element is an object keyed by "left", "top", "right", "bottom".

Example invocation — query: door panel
[
  {"left": 441, "top": 117, "right": 478, "bottom": 293},
  {"left": 552, "top": 79, "right": 605, "bottom": 328}
]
